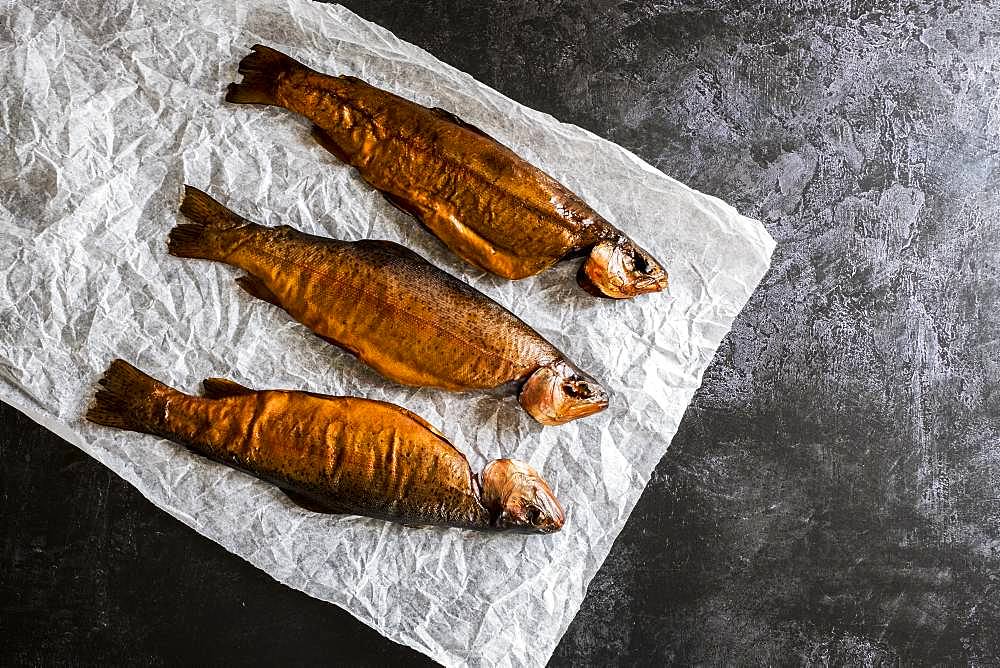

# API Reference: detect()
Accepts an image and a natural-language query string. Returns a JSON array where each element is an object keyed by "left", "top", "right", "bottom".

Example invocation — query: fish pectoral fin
[
  {"left": 202, "top": 377, "right": 255, "bottom": 399},
  {"left": 310, "top": 124, "right": 352, "bottom": 164},
  {"left": 280, "top": 488, "right": 340, "bottom": 514},
  {"left": 428, "top": 106, "right": 500, "bottom": 143},
  {"left": 235, "top": 275, "right": 282, "bottom": 309}
]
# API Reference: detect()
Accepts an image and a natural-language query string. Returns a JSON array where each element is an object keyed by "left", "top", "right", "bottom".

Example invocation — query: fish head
[
  {"left": 578, "top": 238, "right": 669, "bottom": 299},
  {"left": 519, "top": 360, "right": 609, "bottom": 426},
  {"left": 481, "top": 459, "right": 565, "bottom": 534}
]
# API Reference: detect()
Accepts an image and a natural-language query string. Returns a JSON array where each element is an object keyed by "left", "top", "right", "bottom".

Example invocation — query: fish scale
[
  {"left": 226, "top": 44, "right": 670, "bottom": 299},
  {"left": 86, "top": 359, "right": 571, "bottom": 531},
  {"left": 264, "top": 53, "right": 605, "bottom": 268},
  {"left": 167, "top": 185, "right": 608, "bottom": 425}
]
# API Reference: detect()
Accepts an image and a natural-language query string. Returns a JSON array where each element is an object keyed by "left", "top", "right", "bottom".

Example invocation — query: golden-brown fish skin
[
  {"left": 86, "top": 359, "right": 565, "bottom": 533},
  {"left": 481, "top": 459, "right": 565, "bottom": 533},
  {"left": 577, "top": 238, "right": 671, "bottom": 299},
  {"left": 225, "top": 44, "right": 668, "bottom": 299},
  {"left": 169, "top": 186, "right": 609, "bottom": 425},
  {"left": 518, "top": 360, "right": 609, "bottom": 426}
]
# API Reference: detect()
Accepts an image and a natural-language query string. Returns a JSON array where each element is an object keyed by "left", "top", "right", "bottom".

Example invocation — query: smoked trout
[
  {"left": 169, "top": 186, "right": 609, "bottom": 426},
  {"left": 86, "top": 359, "right": 565, "bottom": 532},
  {"left": 225, "top": 45, "right": 669, "bottom": 300}
]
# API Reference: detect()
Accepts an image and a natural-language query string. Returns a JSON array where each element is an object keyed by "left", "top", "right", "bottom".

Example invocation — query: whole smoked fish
[
  {"left": 169, "top": 186, "right": 609, "bottom": 426},
  {"left": 86, "top": 360, "right": 565, "bottom": 532},
  {"left": 225, "top": 45, "right": 669, "bottom": 300}
]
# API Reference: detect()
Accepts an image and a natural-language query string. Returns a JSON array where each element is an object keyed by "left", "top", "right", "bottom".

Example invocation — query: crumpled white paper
[{"left": 0, "top": 1, "right": 775, "bottom": 665}]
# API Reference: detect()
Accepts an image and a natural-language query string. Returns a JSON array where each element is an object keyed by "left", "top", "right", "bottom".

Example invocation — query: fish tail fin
[
  {"left": 86, "top": 359, "right": 171, "bottom": 434},
  {"left": 169, "top": 185, "right": 246, "bottom": 261},
  {"left": 225, "top": 44, "right": 303, "bottom": 106}
]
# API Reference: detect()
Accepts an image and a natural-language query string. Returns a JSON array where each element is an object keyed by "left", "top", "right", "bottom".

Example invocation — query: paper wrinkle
[{"left": 1, "top": 1, "right": 775, "bottom": 665}]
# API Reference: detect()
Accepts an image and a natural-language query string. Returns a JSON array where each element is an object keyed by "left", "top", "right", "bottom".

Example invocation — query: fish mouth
[
  {"left": 577, "top": 240, "right": 669, "bottom": 299},
  {"left": 631, "top": 272, "right": 669, "bottom": 294},
  {"left": 528, "top": 500, "right": 566, "bottom": 534},
  {"left": 553, "top": 385, "right": 609, "bottom": 423},
  {"left": 519, "top": 362, "right": 610, "bottom": 426},
  {"left": 576, "top": 264, "right": 668, "bottom": 298},
  {"left": 481, "top": 459, "right": 566, "bottom": 533}
]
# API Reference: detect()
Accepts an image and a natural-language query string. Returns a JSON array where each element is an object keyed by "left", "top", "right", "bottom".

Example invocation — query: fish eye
[
  {"left": 562, "top": 380, "right": 592, "bottom": 399},
  {"left": 630, "top": 248, "right": 651, "bottom": 274},
  {"left": 527, "top": 507, "right": 543, "bottom": 525}
]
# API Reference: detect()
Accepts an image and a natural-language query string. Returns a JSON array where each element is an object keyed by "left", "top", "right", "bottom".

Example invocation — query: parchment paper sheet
[{"left": 0, "top": 1, "right": 775, "bottom": 665}]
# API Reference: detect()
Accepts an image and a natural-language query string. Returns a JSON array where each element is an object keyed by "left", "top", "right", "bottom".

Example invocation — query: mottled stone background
[{"left": 3, "top": 0, "right": 999, "bottom": 664}]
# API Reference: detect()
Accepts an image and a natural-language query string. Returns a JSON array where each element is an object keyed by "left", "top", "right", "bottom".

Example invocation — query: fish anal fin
[
  {"left": 429, "top": 107, "right": 500, "bottom": 143},
  {"left": 310, "top": 124, "right": 352, "bottom": 164},
  {"left": 379, "top": 190, "right": 424, "bottom": 220},
  {"left": 202, "top": 377, "right": 255, "bottom": 399},
  {"left": 236, "top": 275, "right": 283, "bottom": 309},
  {"left": 280, "top": 488, "right": 339, "bottom": 514},
  {"left": 314, "top": 332, "right": 362, "bottom": 360}
]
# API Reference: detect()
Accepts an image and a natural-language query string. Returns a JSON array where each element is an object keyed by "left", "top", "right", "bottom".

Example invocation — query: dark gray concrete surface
[{"left": 3, "top": 0, "right": 999, "bottom": 664}]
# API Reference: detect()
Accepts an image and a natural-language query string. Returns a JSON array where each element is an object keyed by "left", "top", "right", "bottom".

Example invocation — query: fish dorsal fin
[
  {"left": 393, "top": 405, "right": 448, "bottom": 440},
  {"left": 377, "top": 402, "right": 475, "bottom": 484},
  {"left": 354, "top": 238, "right": 427, "bottom": 264},
  {"left": 294, "top": 392, "right": 477, "bottom": 495},
  {"left": 429, "top": 107, "right": 501, "bottom": 143},
  {"left": 280, "top": 487, "right": 339, "bottom": 514},
  {"left": 297, "top": 390, "right": 449, "bottom": 441},
  {"left": 202, "top": 377, "right": 255, "bottom": 399}
]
